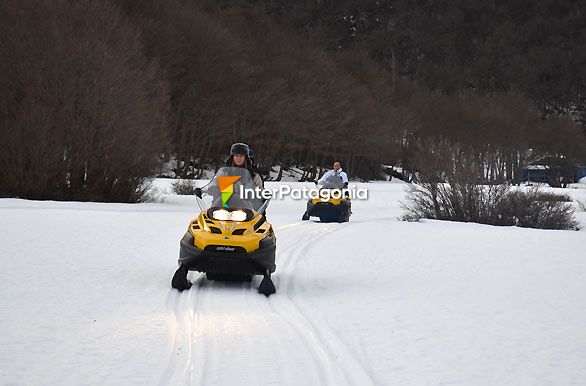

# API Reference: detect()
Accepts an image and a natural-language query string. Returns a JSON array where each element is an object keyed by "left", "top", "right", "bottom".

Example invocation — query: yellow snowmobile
[
  {"left": 171, "top": 167, "right": 277, "bottom": 296},
  {"left": 302, "top": 174, "right": 351, "bottom": 223}
]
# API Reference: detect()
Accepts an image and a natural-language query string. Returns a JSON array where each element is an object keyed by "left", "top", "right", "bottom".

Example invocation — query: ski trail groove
[
  {"left": 273, "top": 223, "right": 376, "bottom": 386},
  {"left": 272, "top": 225, "right": 346, "bottom": 385},
  {"left": 159, "top": 274, "right": 208, "bottom": 386},
  {"left": 160, "top": 221, "right": 374, "bottom": 386},
  {"left": 159, "top": 222, "right": 309, "bottom": 386},
  {"left": 158, "top": 291, "right": 188, "bottom": 386},
  {"left": 184, "top": 275, "right": 212, "bottom": 386}
]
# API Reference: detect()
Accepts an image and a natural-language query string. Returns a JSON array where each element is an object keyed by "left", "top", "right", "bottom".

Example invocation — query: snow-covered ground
[{"left": 1, "top": 181, "right": 586, "bottom": 386}]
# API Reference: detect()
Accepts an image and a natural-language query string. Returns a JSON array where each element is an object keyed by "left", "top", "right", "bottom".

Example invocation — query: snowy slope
[{"left": 1, "top": 182, "right": 586, "bottom": 386}]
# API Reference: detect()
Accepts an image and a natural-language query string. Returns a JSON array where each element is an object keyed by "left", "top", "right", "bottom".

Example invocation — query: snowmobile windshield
[
  {"left": 198, "top": 167, "right": 264, "bottom": 214},
  {"left": 320, "top": 174, "right": 345, "bottom": 189}
]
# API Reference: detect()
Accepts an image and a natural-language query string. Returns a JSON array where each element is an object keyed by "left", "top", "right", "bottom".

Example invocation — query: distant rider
[
  {"left": 318, "top": 161, "right": 348, "bottom": 188},
  {"left": 302, "top": 161, "right": 350, "bottom": 221}
]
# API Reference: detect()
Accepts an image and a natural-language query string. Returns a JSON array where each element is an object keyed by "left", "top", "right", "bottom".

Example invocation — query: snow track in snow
[
  {"left": 158, "top": 222, "right": 374, "bottom": 386},
  {"left": 270, "top": 223, "right": 375, "bottom": 386}
]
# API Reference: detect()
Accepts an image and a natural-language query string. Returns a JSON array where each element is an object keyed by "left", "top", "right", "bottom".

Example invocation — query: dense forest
[{"left": 1, "top": 0, "right": 585, "bottom": 201}]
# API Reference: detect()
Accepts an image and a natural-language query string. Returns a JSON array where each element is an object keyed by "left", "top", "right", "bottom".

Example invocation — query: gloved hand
[{"left": 343, "top": 182, "right": 348, "bottom": 189}]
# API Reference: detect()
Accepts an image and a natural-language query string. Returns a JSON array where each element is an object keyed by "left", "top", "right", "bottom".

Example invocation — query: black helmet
[{"left": 230, "top": 143, "right": 250, "bottom": 157}]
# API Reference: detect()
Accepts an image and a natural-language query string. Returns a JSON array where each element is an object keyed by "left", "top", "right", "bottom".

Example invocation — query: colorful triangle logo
[{"left": 218, "top": 176, "right": 241, "bottom": 208}]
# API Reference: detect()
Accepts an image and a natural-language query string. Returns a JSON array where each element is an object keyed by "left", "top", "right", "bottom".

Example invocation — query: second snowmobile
[{"left": 302, "top": 174, "right": 351, "bottom": 223}]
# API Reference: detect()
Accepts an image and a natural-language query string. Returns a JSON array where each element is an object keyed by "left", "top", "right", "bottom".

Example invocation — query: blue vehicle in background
[
  {"left": 578, "top": 166, "right": 586, "bottom": 181},
  {"left": 522, "top": 165, "right": 557, "bottom": 185},
  {"left": 522, "top": 163, "right": 586, "bottom": 187}
]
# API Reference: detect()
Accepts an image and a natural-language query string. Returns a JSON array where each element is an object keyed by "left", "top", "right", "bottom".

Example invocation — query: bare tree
[{"left": 0, "top": 0, "right": 169, "bottom": 202}]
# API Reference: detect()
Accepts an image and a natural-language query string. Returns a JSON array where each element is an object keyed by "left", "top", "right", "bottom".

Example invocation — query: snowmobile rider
[
  {"left": 318, "top": 161, "right": 349, "bottom": 188},
  {"left": 302, "top": 161, "right": 351, "bottom": 221},
  {"left": 226, "top": 142, "right": 264, "bottom": 189}
]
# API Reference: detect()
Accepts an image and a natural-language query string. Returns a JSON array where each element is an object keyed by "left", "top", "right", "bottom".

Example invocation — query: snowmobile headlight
[
  {"left": 230, "top": 210, "right": 247, "bottom": 222},
  {"left": 211, "top": 209, "right": 248, "bottom": 221},
  {"left": 212, "top": 209, "right": 231, "bottom": 221}
]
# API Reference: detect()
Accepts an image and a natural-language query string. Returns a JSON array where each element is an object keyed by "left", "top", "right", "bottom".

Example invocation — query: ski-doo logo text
[
  {"left": 217, "top": 176, "right": 241, "bottom": 208},
  {"left": 215, "top": 246, "right": 235, "bottom": 252}
]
